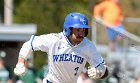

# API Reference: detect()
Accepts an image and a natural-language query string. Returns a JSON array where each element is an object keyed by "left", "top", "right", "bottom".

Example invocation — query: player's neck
[{"left": 67, "top": 36, "right": 77, "bottom": 46}]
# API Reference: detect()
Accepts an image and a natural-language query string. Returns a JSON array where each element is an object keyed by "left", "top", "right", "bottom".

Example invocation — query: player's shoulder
[
  {"left": 49, "top": 32, "right": 63, "bottom": 39},
  {"left": 82, "top": 38, "right": 97, "bottom": 49},
  {"left": 82, "top": 38, "right": 100, "bottom": 57},
  {"left": 39, "top": 32, "right": 63, "bottom": 40},
  {"left": 79, "top": 38, "right": 97, "bottom": 56},
  {"left": 83, "top": 38, "right": 95, "bottom": 46}
]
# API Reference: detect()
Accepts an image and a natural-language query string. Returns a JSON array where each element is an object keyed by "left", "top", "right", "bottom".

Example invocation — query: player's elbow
[
  {"left": 19, "top": 41, "right": 33, "bottom": 59},
  {"left": 23, "top": 41, "right": 32, "bottom": 50}
]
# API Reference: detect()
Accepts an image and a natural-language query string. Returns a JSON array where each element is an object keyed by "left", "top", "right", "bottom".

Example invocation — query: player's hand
[
  {"left": 14, "top": 63, "right": 26, "bottom": 76},
  {"left": 88, "top": 67, "right": 99, "bottom": 79}
]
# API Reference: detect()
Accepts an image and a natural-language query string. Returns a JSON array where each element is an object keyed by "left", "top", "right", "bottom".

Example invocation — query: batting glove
[
  {"left": 14, "top": 63, "right": 26, "bottom": 76},
  {"left": 88, "top": 67, "right": 100, "bottom": 79}
]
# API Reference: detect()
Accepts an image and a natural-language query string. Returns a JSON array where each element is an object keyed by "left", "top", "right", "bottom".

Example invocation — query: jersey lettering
[{"left": 53, "top": 54, "right": 84, "bottom": 64}]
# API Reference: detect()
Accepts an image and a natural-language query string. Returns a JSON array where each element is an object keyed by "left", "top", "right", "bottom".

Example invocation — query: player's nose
[{"left": 79, "top": 32, "right": 85, "bottom": 37}]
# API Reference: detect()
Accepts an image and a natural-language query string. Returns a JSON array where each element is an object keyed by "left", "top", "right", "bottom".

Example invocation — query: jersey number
[{"left": 74, "top": 67, "right": 79, "bottom": 76}]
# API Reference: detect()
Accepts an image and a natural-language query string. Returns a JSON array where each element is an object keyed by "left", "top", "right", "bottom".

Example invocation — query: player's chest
[
  {"left": 54, "top": 41, "right": 84, "bottom": 56},
  {"left": 51, "top": 41, "right": 87, "bottom": 63}
]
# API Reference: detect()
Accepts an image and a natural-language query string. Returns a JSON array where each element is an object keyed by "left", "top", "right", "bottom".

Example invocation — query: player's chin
[{"left": 76, "top": 39, "right": 83, "bottom": 44}]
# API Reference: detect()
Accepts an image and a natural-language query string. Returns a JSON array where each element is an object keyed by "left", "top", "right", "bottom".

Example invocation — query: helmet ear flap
[
  {"left": 69, "top": 27, "right": 72, "bottom": 35},
  {"left": 63, "top": 27, "right": 72, "bottom": 36}
]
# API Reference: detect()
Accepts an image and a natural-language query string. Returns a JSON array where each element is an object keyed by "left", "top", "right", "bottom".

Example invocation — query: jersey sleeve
[
  {"left": 86, "top": 43, "right": 105, "bottom": 68},
  {"left": 31, "top": 34, "right": 54, "bottom": 52},
  {"left": 19, "top": 34, "right": 55, "bottom": 59}
]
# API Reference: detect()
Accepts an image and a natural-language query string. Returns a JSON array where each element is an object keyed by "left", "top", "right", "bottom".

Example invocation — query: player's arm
[
  {"left": 14, "top": 35, "right": 50, "bottom": 76},
  {"left": 86, "top": 43, "right": 109, "bottom": 79},
  {"left": 14, "top": 39, "right": 33, "bottom": 76}
]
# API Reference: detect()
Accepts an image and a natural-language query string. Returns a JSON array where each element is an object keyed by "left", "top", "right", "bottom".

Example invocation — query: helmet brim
[{"left": 69, "top": 24, "right": 89, "bottom": 29}]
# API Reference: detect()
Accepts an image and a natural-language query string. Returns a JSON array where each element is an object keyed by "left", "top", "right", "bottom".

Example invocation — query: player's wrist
[{"left": 18, "top": 57, "right": 26, "bottom": 64}]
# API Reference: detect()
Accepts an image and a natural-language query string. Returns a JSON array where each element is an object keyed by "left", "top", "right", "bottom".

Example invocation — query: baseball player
[{"left": 14, "top": 12, "right": 108, "bottom": 83}]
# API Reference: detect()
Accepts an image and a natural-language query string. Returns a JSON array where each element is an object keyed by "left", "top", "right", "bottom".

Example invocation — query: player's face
[{"left": 69, "top": 28, "right": 85, "bottom": 45}]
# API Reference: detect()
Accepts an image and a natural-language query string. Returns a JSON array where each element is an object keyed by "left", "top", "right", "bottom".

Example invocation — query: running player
[{"left": 14, "top": 12, "right": 108, "bottom": 83}]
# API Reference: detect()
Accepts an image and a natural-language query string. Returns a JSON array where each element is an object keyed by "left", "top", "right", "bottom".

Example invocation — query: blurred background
[{"left": 0, "top": 0, "right": 140, "bottom": 83}]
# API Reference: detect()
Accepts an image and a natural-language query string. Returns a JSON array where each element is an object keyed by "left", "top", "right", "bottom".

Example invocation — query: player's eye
[
  {"left": 77, "top": 29, "right": 80, "bottom": 31},
  {"left": 82, "top": 29, "right": 85, "bottom": 31}
]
